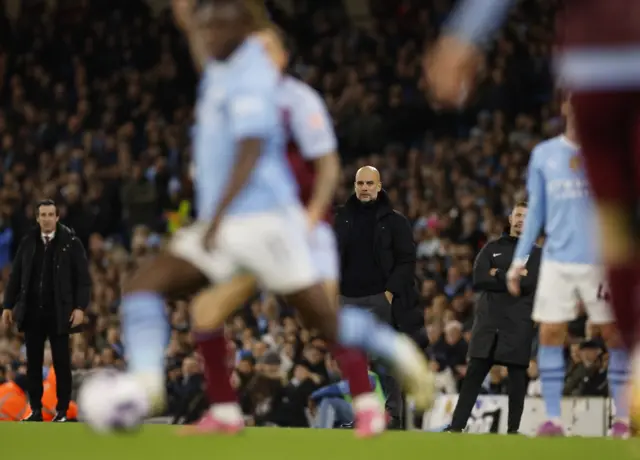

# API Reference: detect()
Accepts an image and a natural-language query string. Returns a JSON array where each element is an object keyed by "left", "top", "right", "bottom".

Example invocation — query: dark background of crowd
[{"left": 0, "top": 0, "right": 608, "bottom": 426}]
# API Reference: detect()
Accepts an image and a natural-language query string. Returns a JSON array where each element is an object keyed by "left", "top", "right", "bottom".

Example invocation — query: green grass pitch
[{"left": 1, "top": 424, "right": 639, "bottom": 460}]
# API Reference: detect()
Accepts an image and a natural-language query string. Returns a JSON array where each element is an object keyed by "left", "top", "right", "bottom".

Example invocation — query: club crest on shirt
[{"left": 569, "top": 154, "right": 582, "bottom": 171}]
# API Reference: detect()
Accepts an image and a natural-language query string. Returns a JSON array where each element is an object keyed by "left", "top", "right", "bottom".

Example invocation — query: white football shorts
[
  {"left": 309, "top": 222, "right": 339, "bottom": 282},
  {"left": 169, "top": 205, "right": 319, "bottom": 294},
  {"left": 532, "top": 259, "right": 613, "bottom": 324}
]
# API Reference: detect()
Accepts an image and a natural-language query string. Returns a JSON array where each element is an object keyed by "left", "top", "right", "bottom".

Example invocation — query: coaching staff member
[
  {"left": 2, "top": 199, "right": 91, "bottom": 422},
  {"left": 446, "top": 201, "right": 541, "bottom": 434},
  {"left": 334, "top": 165, "right": 420, "bottom": 427}
]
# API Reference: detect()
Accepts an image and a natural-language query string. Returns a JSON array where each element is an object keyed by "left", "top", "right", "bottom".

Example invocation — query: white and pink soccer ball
[{"left": 78, "top": 370, "right": 149, "bottom": 433}]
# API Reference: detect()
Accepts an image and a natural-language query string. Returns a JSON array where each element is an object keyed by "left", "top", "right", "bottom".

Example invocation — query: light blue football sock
[
  {"left": 338, "top": 306, "right": 400, "bottom": 363},
  {"left": 121, "top": 291, "right": 169, "bottom": 376},
  {"left": 608, "top": 348, "right": 629, "bottom": 419},
  {"left": 538, "top": 345, "right": 565, "bottom": 419}
]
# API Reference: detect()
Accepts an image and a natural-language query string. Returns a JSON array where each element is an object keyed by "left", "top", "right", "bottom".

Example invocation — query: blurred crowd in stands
[{"left": 0, "top": 0, "right": 604, "bottom": 425}]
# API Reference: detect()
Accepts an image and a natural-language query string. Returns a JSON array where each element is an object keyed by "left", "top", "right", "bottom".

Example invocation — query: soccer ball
[{"left": 78, "top": 370, "right": 150, "bottom": 433}]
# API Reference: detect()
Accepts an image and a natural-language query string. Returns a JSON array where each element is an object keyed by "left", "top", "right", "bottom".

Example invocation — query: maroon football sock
[
  {"left": 195, "top": 329, "right": 238, "bottom": 404},
  {"left": 607, "top": 263, "right": 637, "bottom": 350},
  {"left": 331, "top": 344, "right": 371, "bottom": 399}
]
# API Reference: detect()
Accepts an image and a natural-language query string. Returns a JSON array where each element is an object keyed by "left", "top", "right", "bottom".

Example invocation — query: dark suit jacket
[
  {"left": 334, "top": 191, "right": 422, "bottom": 336},
  {"left": 3, "top": 223, "right": 91, "bottom": 334}
]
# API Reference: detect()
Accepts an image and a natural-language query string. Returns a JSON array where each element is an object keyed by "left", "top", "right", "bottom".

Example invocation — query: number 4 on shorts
[{"left": 597, "top": 283, "right": 611, "bottom": 302}]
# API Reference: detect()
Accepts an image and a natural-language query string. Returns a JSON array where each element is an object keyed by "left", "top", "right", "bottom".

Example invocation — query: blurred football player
[
  {"left": 508, "top": 95, "right": 629, "bottom": 438},
  {"left": 186, "top": 26, "right": 434, "bottom": 437},
  {"left": 120, "top": 0, "right": 337, "bottom": 427}
]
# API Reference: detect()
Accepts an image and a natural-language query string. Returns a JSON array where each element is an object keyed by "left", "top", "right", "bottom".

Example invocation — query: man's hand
[
  {"left": 507, "top": 262, "right": 527, "bottom": 296},
  {"left": 489, "top": 268, "right": 497, "bottom": 276},
  {"left": 384, "top": 291, "right": 393, "bottom": 304},
  {"left": 202, "top": 216, "right": 222, "bottom": 252},
  {"left": 425, "top": 35, "right": 481, "bottom": 108},
  {"left": 455, "top": 364, "right": 468, "bottom": 378},
  {"left": 172, "top": 0, "right": 194, "bottom": 32},
  {"left": 69, "top": 309, "right": 84, "bottom": 327},
  {"left": 1, "top": 309, "right": 12, "bottom": 327}
]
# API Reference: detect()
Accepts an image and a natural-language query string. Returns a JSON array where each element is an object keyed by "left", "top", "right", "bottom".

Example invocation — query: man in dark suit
[
  {"left": 334, "top": 165, "right": 421, "bottom": 427},
  {"left": 446, "top": 201, "right": 541, "bottom": 434},
  {"left": 2, "top": 199, "right": 91, "bottom": 422}
]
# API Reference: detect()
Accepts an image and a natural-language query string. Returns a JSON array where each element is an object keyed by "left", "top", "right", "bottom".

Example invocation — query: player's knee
[
  {"left": 190, "top": 293, "right": 211, "bottom": 331},
  {"left": 538, "top": 322, "right": 567, "bottom": 346},
  {"left": 121, "top": 270, "right": 155, "bottom": 296},
  {"left": 122, "top": 255, "right": 176, "bottom": 296},
  {"left": 322, "top": 280, "right": 339, "bottom": 311},
  {"left": 599, "top": 323, "right": 623, "bottom": 348},
  {"left": 286, "top": 285, "right": 338, "bottom": 341}
]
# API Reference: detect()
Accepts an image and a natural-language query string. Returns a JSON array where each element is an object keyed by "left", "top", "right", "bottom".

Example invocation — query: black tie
[{"left": 44, "top": 236, "right": 50, "bottom": 248}]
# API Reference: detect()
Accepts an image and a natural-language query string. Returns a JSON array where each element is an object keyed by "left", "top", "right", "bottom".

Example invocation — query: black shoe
[
  {"left": 507, "top": 430, "right": 522, "bottom": 435},
  {"left": 21, "top": 410, "right": 43, "bottom": 422},
  {"left": 443, "top": 425, "right": 463, "bottom": 433},
  {"left": 387, "top": 417, "right": 403, "bottom": 430},
  {"left": 52, "top": 412, "right": 68, "bottom": 422}
]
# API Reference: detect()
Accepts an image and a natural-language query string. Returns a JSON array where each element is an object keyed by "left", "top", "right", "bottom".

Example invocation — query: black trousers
[
  {"left": 449, "top": 356, "right": 528, "bottom": 433},
  {"left": 24, "top": 316, "right": 72, "bottom": 413},
  {"left": 340, "top": 293, "right": 404, "bottom": 427}
]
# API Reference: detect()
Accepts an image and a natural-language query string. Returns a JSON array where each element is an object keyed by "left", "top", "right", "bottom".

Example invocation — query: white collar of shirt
[
  {"left": 560, "top": 135, "right": 579, "bottom": 151},
  {"left": 42, "top": 232, "right": 55, "bottom": 243}
]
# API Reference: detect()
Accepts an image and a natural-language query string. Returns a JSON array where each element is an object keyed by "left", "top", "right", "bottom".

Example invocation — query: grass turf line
[{"left": 1, "top": 424, "right": 638, "bottom": 460}]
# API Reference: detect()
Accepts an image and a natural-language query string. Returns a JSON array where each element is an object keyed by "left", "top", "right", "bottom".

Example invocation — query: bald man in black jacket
[{"left": 334, "top": 166, "right": 421, "bottom": 428}]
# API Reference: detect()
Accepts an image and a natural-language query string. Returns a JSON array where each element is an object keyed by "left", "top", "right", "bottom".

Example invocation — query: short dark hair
[
  {"left": 36, "top": 199, "right": 58, "bottom": 216},
  {"left": 195, "top": 0, "right": 252, "bottom": 17},
  {"left": 513, "top": 201, "right": 528, "bottom": 209}
]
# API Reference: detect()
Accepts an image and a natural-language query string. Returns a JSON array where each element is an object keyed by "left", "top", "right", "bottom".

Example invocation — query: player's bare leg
[
  {"left": 121, "top": 254, "right": 208, "bottom": 414},
  {"left": 190, "top": 275, "right": 257, "bottom": 332}
]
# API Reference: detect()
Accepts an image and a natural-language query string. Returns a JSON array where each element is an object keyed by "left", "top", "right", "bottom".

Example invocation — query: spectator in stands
[
  {"left": 0, "top": 372, "right": 29, "bottom": 421},
  {"left": 310, "top": 365, "right": 385, "bottom": 429},
  {"left": 526, "top": 360, "right": 541, "bottom": 397},
  {"left": 564, "top": 340, "right": 608, "bottom": 397},
  {"left": 442, "top": 320, "right": 468, "bottom": 389},
  {"left": 121, "top": 164, "right": 159, "bottom": 236},
  {"left": 446, "top": 202, "right": 541, "bottom": 434},
  {"left": 0, "top": 215, "right": 12, "bottom": 274}
]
